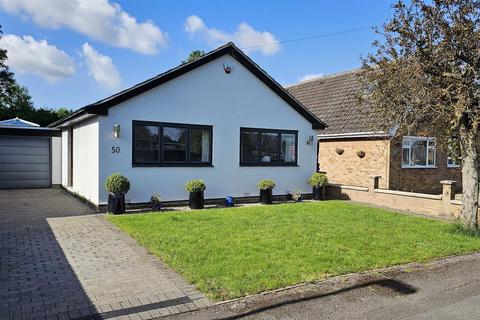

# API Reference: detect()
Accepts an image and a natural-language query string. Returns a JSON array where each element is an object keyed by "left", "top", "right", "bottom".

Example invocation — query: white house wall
[
  {"left": 61, "top": 129, "right": 68, "bottom": 186},
  {"left": 51, "top": 136, "right": 61, "bottom": 185},
  {"left": 97, "top": 55, "right": 318, "bottom": 204},
  {"left": 62, "top": 118, "right": 100, "bottom": 204}
]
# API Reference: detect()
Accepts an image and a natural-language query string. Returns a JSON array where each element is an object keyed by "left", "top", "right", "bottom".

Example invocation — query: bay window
[
  {"left": 240, "top": 127, "right": 298, "bottom": 166},
  {"left": 402, "top": 136, "right": 436, "bottom": 168},
  {"left": 133, "top": 121, "right": 212, "bottom": 166}
]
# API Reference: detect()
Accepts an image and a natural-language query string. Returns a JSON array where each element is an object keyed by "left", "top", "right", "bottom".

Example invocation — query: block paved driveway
[{"left": 0, "top": 188, "right": 211, "bottom": 320}]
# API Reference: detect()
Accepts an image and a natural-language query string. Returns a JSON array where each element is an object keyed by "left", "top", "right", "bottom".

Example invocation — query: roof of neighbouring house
[
  {"left": 0, "top": 117, "right": 61, "bottom": 136},
  {"left": 0, "top": 117, "right": 40, "bottom": 127},
  {"left": 286, "top": 69, "right": 388, "bottom": 138},
  {"left": 49, "top": 42, "right": 326, "bottom": 130}
]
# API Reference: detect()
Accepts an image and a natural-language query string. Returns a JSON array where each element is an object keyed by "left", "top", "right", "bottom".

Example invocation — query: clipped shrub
[
  {"left": 258, "top": 179, "right": 276, "bottom": 190},
  {"left": 308, "top": 172, "right": 328, "bottom": 187},
  {"left": 150, "top": 194, "right": 161, "bottom": 203},
  {"left": 185, "top": 179, "right": 206, "bottom": 193},
  {"left": 105, "top": 173, "right": 130, "bottom": 194}
]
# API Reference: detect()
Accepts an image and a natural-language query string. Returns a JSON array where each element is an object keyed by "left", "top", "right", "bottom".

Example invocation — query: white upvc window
[
  {"left": 447, "top": 157, "right": 460, "bottom": 168},
  {"left": 402, "top": 136, "right": 436, "bottom": 168}
]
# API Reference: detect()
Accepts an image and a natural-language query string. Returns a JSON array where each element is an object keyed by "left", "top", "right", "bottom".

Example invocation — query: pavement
[
  {"left": 0, "top": 188, "right": 211, "bottom": 320},
  {"left": 163, "top": 252, "right": 480, "bottom": 320}
]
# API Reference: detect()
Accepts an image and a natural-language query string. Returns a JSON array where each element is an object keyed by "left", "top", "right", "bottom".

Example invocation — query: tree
[
  {"left": 0, "top": 82, "right": 35, "bottom": 120},
  {"left": 0, "top": 25, "right": 15, "bottom": 103},
  {"left": 361, "top": 0, "right": 480, "bottom": 228},
  {"left": 181, "top": 50, "right": 205, "bottom": 64}
]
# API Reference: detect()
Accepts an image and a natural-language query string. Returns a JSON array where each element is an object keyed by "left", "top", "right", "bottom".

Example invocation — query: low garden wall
[{"left": 326, "top": 176, "right": 470, "bottom": 219}]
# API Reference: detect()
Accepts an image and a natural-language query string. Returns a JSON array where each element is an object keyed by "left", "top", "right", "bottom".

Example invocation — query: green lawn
[{"left": 108, "top": 201, "right": 480, "bottom": 301}]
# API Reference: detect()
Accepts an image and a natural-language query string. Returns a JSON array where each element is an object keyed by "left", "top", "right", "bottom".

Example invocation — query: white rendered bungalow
[{"left": 50, "top": 42, "right": 326, "bottom": 209}]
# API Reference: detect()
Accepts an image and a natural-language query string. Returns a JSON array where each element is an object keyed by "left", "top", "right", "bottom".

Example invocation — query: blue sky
[{"left": 0, "top": 0, "right": 396, "bottom": 110}]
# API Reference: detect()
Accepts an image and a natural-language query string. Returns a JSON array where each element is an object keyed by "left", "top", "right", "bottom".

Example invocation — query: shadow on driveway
[
  {"left": 0, "top": 188, "right": 98, "bottom": 319},
  {"left": 0, "top": 188, "right": 210, "bottom": 320}
]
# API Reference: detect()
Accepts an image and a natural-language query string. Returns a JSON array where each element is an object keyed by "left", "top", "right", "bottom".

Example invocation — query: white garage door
[{"left": 0, "top": 135, "right": 51, "bottom": 189}]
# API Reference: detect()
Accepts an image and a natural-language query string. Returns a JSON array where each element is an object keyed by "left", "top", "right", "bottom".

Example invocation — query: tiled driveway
[{"left": 0, "top": 189, "right": 211, "bottom": 320}]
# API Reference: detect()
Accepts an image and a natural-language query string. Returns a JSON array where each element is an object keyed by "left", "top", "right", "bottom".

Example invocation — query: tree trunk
[{"left": 460, "top": 131, "right": 479, "bottom": 229}]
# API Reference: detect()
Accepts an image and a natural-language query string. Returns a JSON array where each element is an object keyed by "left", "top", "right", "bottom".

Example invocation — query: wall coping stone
[
  {"left": 450, "top": 199, "right": 462, "bottom": 206},
  {"left": 440, "top": 180, "right": 458, "bottom": 185},
  {"left": 328, "top": 183, "right": 369, "bottom": 192},
  {"left": 374, "top": 188, "right": 442, "bottom": 200}
]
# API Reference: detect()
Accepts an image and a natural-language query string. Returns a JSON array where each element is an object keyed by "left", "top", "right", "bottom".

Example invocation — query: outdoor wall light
[
  {"left": 307, "top": 135, "right": 314, "bottom": 145},
  {"left": 113, "top": 124, "right": 120, "bottom": 138}
]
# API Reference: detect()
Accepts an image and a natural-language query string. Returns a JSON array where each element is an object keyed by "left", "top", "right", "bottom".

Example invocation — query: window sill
[
  {"left": 132, "top": 163, "right": 214, "bottom": 168},
  {"left": 401, "top": 165, "right": 437, "bottom": 169},
  {"left": 239, "top": 163, "right": 299, "bottom": 167},
  {"left": 447, "top": 166, "right": 461, "bottom": 169}
]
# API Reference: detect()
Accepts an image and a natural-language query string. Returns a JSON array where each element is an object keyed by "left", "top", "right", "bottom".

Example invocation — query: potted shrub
[
  {"left": 185, "top": 179, "right": 206, "bottom": 209},
  {"left": 308, "top": 172, "right": 328, "bottom": 201},
  {"left": 258, "top": 179, "right": 275, "bottom": 204},
  {"left": 105, "top": 173, "right": 130, "bottom": 214},
  {"left": 150, "top": 194, "right": 162, "bottom": 211}
]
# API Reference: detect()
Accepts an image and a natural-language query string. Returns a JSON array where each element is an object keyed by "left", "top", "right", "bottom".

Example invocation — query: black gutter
[{"left": 0, "top": 126, "right": 62, "bottom": 137}]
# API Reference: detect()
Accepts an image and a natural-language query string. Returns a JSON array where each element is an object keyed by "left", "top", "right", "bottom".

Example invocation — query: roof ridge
[
  {"left": 285, "top": 68, "right": 363, "bottom": 88},
  {"left": 50, "top": 41, "right": 327, "bottom": 130}
]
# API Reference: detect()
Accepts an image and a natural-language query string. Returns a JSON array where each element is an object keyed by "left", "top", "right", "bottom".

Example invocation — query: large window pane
[
  {"left": 410, "top": 140, "right": 427, "bottom": 166},
  {"left": 281, "top": 133, "right": 296, "bottom": 163},
  {"left": 260, "top": 133, "right": 278, "bottom": 162},
  {"left": 240, "top": 128, "right": 297, "bottom": 166},
  {"left": 134, "top": 125, "right": 159, "bottom": 162},
  {"left": 428, "top": 147, "right": 436, "bottom": 166},
  {"left": 241, "top": 131, "right": 259, "bottom": 163},
  {"left": 190, "top": 128, "right": 211, "bottom": 162},
  {"left": 402, "top": 147, "right": 410, "bottom": 166},
  {"left": 163, "top": 127, "right": 186, "bottom": 162}
]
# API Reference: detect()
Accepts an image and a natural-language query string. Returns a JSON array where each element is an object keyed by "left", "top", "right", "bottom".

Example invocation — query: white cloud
[
  {"left": 299, "top": 73, "right": 324, "bottom": 82},
  {"left": 184, "top": 15, "right": 280, "bottom": 56},
  {"left": 82, "top": 43, "right": 121, "bottom": 90},
  {"left": 0, "top": 34, "right": 75, "bottom": 82},
  {"left": 0, "top": 0, "right": 168, "bottom": 54}
]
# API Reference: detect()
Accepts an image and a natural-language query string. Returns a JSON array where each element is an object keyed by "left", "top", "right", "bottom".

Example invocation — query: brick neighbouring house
[{"left": 287, "top": 69, "right": 462, "bottom": 194}]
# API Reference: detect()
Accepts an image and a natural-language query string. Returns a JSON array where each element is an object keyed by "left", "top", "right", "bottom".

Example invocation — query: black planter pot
[
  {"left": 259, "top": 188, "right": 273, "bottom": 204},
  {"left": 108, "top": 192, "right": 125, "bottom": 214},
  {"left": 313, "top": 186, "right": 326, "bottom": 201},
  {"left": 152, "top": 202, "right": 162, "bottom": 211},
  {"left": 189, "top": 191, "right": 204, "bottom": 209}
]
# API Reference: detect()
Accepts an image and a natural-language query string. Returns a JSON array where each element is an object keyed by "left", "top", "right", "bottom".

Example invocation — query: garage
[{"left": 0, "top": 118, "right": 61, "bottom": 189}]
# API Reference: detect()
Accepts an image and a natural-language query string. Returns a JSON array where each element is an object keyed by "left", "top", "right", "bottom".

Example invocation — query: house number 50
[{"left": 112, "top": 147, "right": 120, "bottom": 153}]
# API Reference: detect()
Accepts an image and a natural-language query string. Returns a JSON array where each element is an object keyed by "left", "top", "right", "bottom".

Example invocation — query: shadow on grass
[
  {"left": 449, "top": 223, "right": 480, "bottom": 237},
  {"left": 221, "top": 279, "right": 417, "bottom": 320}
]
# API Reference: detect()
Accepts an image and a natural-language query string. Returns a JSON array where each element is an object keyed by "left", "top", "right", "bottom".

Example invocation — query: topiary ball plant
[
  {"left": 258, "top": 179, "right": 276, "bottom": 190},
  {"left": 308, "top": 172, "right": 328, "bottom": 187},
  {"left": 105, "top": 173, "right": 130, "bottom": 194},
  {"left": 185, "top": 179, "right": 206, "bottom": 193}
]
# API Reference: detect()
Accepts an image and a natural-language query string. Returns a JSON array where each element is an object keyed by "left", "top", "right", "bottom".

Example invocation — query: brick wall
[
  {"left": 388, "top": 136, "right": 462, "bottom": 194},
  {"left": 318, "top": 138, "right": 391, "bottom": 189},
  {"left": 326, "top": 179, "right": 471, "bottom": 220},
  {"left": 318, "top": 136, "right": 462, "bottom": 194}
]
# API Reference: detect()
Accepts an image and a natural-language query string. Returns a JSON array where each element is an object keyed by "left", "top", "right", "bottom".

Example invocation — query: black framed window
[
  {"left": 240, "top": 127, "right": 298, "bottom": 166},
  {"left": 133, "top": 121, "right": 213, "bottom": 166}
]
